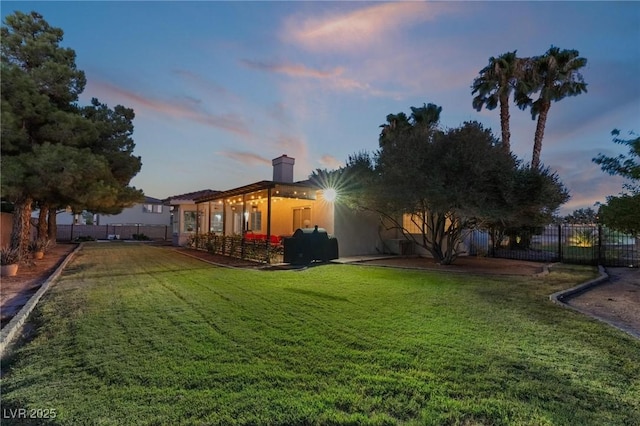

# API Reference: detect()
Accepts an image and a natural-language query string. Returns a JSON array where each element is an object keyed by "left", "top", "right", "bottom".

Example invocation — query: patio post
[
  {"left": 266, "top": 187, "right": 272, "bottom": 263},
  {"left": 241, "top": 193, "right": 246, "bottom": 259},
  {"left": 196, "top": 203, "right": 200, "bottom": 248}
]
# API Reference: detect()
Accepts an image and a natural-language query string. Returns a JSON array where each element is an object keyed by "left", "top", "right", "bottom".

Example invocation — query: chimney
[{"left": 272, "top": 154, "right": 295, "bottom": 183}]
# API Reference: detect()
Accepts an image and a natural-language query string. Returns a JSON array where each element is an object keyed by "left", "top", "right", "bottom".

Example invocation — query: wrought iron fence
[{"left": 466, "top": 225, "right": 638, "bottom": 267}]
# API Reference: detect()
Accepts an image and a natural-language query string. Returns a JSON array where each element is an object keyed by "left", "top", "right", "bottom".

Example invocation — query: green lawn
[{"left": 2, "top": 244, "right": 639, "bottom": 425}]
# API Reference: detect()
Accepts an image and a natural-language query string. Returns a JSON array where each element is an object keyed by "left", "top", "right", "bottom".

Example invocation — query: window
[
  {"left": 210, "top": 213, "right": 223, "bottom": 233},
  {"left": 171, "top": 212, "right": 178, "bottom": 234},
  {"left": 143, "top": 204, "right": 163, "bottom": 213},
  {"left": 249, "top": 211, "right": 262, "bottom": 232},
  {"left": 183, "top": 211, "right": 197, "bottom": 233},
  {"left": 402, "top": 213, "right": 454, "bottom": 234},
  {"left": 403, "top": 213, "right": 423, "bottom": 234},
  {"left": 292, "top": 207, "right": 312, "bottom": 230}
]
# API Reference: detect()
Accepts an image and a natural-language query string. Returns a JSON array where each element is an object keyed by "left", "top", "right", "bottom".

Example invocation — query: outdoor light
[{"left": 324, "top": 188, "right": 337, "bottom": 202}]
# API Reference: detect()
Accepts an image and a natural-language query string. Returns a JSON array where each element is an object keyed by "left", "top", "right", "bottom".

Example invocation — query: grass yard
[{"left": 1, "top": 244, "right": 639, "bottom": 425}]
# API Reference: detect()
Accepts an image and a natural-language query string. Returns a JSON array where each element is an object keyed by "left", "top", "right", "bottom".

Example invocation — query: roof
[
  {"left": 163, "top": 189, "right": 220, "bottom": 204},
  {"left": 144, "top": 196, "right": 165, "bottom": 204},
  {"left": 195, "top": 180, "right": 317, "bottom": 203}
]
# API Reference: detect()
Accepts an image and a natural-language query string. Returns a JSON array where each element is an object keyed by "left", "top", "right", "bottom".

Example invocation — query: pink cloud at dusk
[
  {"left": 282, "top": 2, "right": 456, "bottom": 53},
  {"left": 86, "top": 80, "right": 253, "bottom": 138},
  {"left": 319, "top": 155, "right": 343, "bottom": 170},
  {"left": 241, "top": 60, "right": 341, "bottom": 79},
  {"left": 242, "top": 59, "right": 389, "bottom": 97},
  {"left": 547, "top": 148, "right": 629, "bottom": 214},
  {"left": 217, "top": 151, "right": 271, "bottom": 167},
  {"left": 173, "top": 69, "right": 241, "bottom": 103}
]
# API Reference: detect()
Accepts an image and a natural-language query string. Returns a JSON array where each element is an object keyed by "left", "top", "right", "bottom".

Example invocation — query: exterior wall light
[{"left": 324, "top": 188, "right": 337, "bottom": 202}]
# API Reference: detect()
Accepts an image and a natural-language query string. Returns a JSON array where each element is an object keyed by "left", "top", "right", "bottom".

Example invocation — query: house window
[
  {"left": 171, "top": 212, "right": 178, "bottom": 234},
  {"left": 210, "top": 213, "right": 223, "bottom": 233},
  {"left": 292, "top": 207, "right": 312, "bottom": 231},
  {"left": 143, "top": 204, "right": 163, "bottom": 213},
  {"left": 183, "top": 211, "right": 197, "bottom": 233},
  {"left": 249, "top": 211, "right": 262, "bottom": 232},
  {"left": 403, "top": 213, "right": 423, "bottom": 234},
  {"left": 402, "top": 213, "right": 454, "bottom": 234},
  {"left": 233, "top": 212, "right": 243, "bottom": 234}
]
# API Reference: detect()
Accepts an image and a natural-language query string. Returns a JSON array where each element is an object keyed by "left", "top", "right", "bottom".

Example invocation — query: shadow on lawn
[{"left": 60, "top": 266, "right": 222, "bottom": 280}]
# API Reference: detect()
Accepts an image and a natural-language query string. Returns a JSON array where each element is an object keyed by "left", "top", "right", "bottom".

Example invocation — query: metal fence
[
  {"left": 467, "top": 225, "right": 638, "bottom": 267},
  {"left": 57, "top": 224, "right": 170, "bottom": 241}
]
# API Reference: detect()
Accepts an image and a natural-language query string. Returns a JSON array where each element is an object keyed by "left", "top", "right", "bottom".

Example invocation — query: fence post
[
  {"left": 598, "top": 225, "right": 603, "bottom": 265},
  {"left": 489, "top": 228, "right": 495, "bottom": 258},
  {"left": 557, "top": 224, "right": 562, "bottom": 263},
  {"left": 165, "top": 225, "right": 168, "bottom": 241},
  {"left": 70, "top": 223, "right": 74, "bottom": 241}
]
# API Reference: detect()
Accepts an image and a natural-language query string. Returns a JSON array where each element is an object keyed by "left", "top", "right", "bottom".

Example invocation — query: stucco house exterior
[
  {"left": 33, "top": 196, "right": 170, "bottom": 226},
  {"left": 163, "top": 189, "right": 220, "bottom": 246},
  {"left": 177, "top": 155, "right": 392, "bottom": 258}
]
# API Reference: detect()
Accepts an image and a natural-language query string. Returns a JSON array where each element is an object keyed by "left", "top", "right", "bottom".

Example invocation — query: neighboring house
[
  {"left": 31, "top": 196, "right": 170, "bottom": 226},
  {"left": 95, "top": 196, "right": 170, "bottom": 226},
  {"left": 163, "top": 189, "right": 220, "bottom": 246},
  {"left": 190, "top": 155, "right": 393, "bottom": 257}
]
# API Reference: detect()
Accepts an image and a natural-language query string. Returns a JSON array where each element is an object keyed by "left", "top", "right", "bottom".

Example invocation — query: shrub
[
  {"left": 29, "top": 239, "right": 51, "bottom": 253},
  {"left": 0, "top": 246, "right": 20, "bottom": 265}
]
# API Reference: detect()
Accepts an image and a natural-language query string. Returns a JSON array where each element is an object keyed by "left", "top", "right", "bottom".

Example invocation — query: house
[
  {"left": 32, "top": 196, "right": 170, "bottom": 226},
  {"left": 188, "top": 155, "right": 391, "bottom": 258},
  {"left": 163, "top": 189, "right": 220, "bottom": 246},
  {"left": 95, "top": 196, "right": 171, "bottom": 226}
]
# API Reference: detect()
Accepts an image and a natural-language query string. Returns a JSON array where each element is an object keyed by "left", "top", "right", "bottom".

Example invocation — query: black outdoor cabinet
[{"left": 283, "top": 226, "right": 339, "bottom": 265}]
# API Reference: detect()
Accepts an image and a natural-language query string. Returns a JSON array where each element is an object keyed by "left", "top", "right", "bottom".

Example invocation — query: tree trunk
[
  {"left": 499, "top": 94, "right": 511, "bottom": 153},
  {"left": 532, "top": 102, "right": 551, "bottom": 169},
  {"left": 38, "top": 203, "right": 49, "bottom": 240},
  {"left": 47, "top": 208, "right": 58, "bottom": 246},
  {"left": 10, "top": 196, "right": 33, "bottom": 261}
]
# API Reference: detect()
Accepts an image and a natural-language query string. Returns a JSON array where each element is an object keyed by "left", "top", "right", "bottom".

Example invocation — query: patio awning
[{"left": 194, "top": 180, "right": 317, "bottom": 204}]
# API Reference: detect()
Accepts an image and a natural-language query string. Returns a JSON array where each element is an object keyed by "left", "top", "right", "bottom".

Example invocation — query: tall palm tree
[
  {"left": 471, "top": 51, "right": 520, "bottom": 153},
  {"left": 379, "top": 103, "right": 442, "bottom": 146},
  {"left": 527, "top": 46, "right": 588, "bottom": 169},
  {"left": 379, "top": 112, "right": 410, "bottom": 146}
]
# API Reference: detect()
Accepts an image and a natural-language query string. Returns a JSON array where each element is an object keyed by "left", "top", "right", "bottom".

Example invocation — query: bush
[
  {"left": 0, "top": 246, "right": 20, "bottom": 265},
  {"left": 74, "top": 236, "right": 96, "bottom": 242},
  {"left": 132, "top": 233, "right": 151, "bottom": 241},
  {"left": 29, "top": 239, "right": 51, "bottom": 253}
]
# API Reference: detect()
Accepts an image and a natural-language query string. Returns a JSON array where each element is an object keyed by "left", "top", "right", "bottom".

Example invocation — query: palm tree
[
  {"left": 379, "top": 112, "right": 410, "bottom": 146},
  {"left": 379, "top": 104, "right": 442, "bottom": 147},
  {"left": 471, "top": 51, "right": 520, "bottom": 153},
  {"left": 527, "top": 46, "right": 588, "bottom": 169}
]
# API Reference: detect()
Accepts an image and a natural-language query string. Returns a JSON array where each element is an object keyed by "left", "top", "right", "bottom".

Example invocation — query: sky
[{"left": 2, "top": 1, "right": 639, "bottom": 215}]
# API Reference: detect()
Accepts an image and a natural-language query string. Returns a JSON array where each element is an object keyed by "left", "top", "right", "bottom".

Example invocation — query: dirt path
[
  {"left": 566, "top": 267, "right": 640, "bottom": 338},
  {"left": 1, "top": 243, "right": 77, "bottom": 328}
]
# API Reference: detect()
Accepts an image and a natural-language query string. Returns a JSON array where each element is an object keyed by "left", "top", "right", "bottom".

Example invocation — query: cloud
[
  {"left": 173, "top": 69, "right": 241, "bottom": 103},
  {"left": 241, "top": 60, "right": 340, "bottom": 79},
  {"left": 319, "top": 155, "right": 343, "bottom": 170},
  {"left": 547, "top": 148, "right": 629, "bottom": 214},
  {"left": 282, "top": 2, "right": 455, "bottom": 53},
  {"left": 241, "top": 59, "right": 388, "bottom": 96},
  {"left": 217, "top": 151, "right": 271, "bottom": 166},
  {"left": 86, "top": 80, "right": 253, "bottom": 137},
  {"left": 274, "top": 134, "right": 308, "bottom": 158}
]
